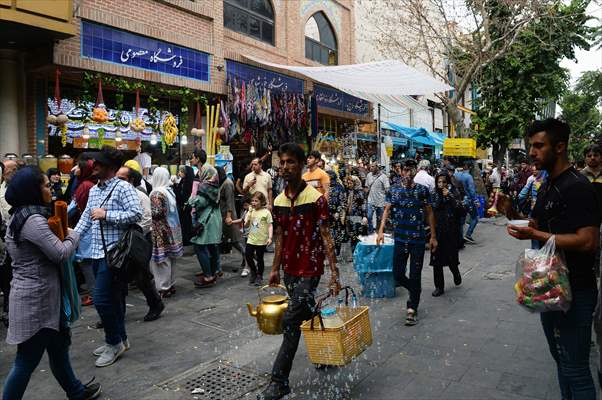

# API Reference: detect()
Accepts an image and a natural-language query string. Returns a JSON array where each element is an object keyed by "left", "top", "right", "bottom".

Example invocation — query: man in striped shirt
[
  {"left": 377, "top": 159, "right": 437, "bottom": 326},
  {"left": 75, "top": 146, "right": 142, "bottom": 368}
]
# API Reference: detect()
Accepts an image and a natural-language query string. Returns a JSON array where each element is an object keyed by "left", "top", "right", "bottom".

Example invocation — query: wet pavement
[{"left": 0, "top": 219, "right": 589, "bottom": 399}]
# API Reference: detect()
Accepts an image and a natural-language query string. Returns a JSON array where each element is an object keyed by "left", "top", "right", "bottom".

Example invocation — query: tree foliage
[
  {"left": 471, "top": 0, "right": 593, "bottom": 162},
  {"left": 559, "top": 69, "right": 602, "bottom": 161}
]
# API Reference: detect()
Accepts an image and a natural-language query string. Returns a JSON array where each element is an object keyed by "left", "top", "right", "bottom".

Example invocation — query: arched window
[
  {"left": 305, "top": 12, "right": 337, "bottom": 65},
  {"left": 224, "top": 0, "right": 275, "bottom": 45}
]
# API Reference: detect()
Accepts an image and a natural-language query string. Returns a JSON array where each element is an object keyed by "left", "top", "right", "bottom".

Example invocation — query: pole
[{"left": 377, "top": 104, "right": 381, "bottom": 163}]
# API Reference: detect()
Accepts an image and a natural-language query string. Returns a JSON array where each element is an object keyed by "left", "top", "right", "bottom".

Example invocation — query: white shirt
[
  {"left": 490, "top": 168, "right": 501, "bottom": 188},
  {"left": 0, "top": 181, "right": 10, "bottom": 223},
  {"left": 414, "top": 170, "right": 435, "bottom": 192},
  {"left": 136, "top": 188, "right": 152, "bottom": 235},
  {"left": 134, "top": 152, "right": 152, "bottom": 173}
]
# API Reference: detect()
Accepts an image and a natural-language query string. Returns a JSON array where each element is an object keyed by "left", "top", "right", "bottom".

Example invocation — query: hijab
[
  {"left": 434, "top": 172, "right": 451, "bottom": 193},
  {"left": 216, "top": 166, "right": 227, "bottom": 187},
  {"left": 5, "top": 166, "right": 50, "bottom": 243},
  {"left": 151, "top": 167, "right": 177, "bottom": 213},
  {"left": 178, "top": 165, "right": 194, "bottom": 201},
  {"left": 197, "top": 163, "right": 220, "bottom": 205}
]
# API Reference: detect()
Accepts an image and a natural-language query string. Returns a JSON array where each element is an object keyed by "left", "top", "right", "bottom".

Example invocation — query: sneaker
[
  {"left": 258, "top": 381, "right": 291, "bottom": 400},
  {"left": 81, "top": 377, "right": 102, "bottom": 400},
  {"left": 95, "top": 342, "right": 126, "bottom": 367},
  {"left": 93, "top": 338, "right": 130, "bottom": 357},
  {"left": 432, "top": 288, "right": 444, "bottom": 297},
  {"left": 464, "top": 235, "right": 476, "bottom": 244},
  {"left": 254, "top": 277, "right": 263, "bottom": 287},
  {"left": 405, "top": 308, "right": 418, "bottom": 326},
  {"left": 241, "top": 268, "right": 250, "bottom": 277},
  {"left": 143, "top": 302, "right": 165, "bottom": 322}
]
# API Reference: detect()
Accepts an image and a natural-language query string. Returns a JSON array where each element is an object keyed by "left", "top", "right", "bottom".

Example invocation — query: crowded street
[
  {"left": 1, "top": 0, "right": 601, "bottom": 399},
  {"left": 0, "top": 219, "right": 572, "bottom": 399}
]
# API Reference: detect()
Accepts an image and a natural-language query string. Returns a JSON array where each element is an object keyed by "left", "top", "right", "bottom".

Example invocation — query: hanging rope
[{"left": 54, "top": 67, "right": 61, "bottom": 110}]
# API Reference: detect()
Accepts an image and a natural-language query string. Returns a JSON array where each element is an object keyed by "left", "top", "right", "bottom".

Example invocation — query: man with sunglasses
[{"left": 377, "top": 159, "right": 437, "bottom": 326}]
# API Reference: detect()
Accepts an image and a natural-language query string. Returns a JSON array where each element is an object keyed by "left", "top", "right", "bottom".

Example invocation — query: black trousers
[
  {"left": 271, "top": 274, "right": 320, "bottom": 385},
  {"left": 1, "top": 254, "right": 12, "bottom": 314},
  {"left": 245, "top": 243, "right": 266, "bottom": 278},
  {"left": 433, "top": 264, "right": 460, "bottom": 291},
  {"left": 130, "top": 234, "right": 162, "bottom": 310}
]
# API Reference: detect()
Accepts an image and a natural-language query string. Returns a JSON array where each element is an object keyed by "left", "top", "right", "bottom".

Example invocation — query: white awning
[{"left": 242, "top": 55, "right": 451, "bottom": 109}]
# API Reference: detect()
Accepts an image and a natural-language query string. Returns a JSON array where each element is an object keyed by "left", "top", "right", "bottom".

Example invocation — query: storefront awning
[
  {"left": 242, "top": 55, "right": 451, "bottom": 109},
  {"left": 383, "top": 121, "right": 440, "bottom": 147}
]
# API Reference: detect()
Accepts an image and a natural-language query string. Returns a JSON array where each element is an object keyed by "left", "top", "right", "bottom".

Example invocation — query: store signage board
[
  {"left": 226, "top": 60, "right": 304, "bottom": 94},
  {"left": 81, "top": 21, "right": 210, "bottom": 82},
  {"left": 314, "top": 84, "right": 369, "bottom": 117}
]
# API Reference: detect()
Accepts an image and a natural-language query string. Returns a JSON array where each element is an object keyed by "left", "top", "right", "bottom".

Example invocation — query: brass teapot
[{"left": 247, "top": 285, "right": 289, "bottom": 335}]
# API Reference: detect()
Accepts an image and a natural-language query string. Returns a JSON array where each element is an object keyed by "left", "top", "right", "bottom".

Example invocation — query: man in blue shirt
[
  {"left": 377, "top": 159, "right": 437, "bottom": 326},
  {"left": 75, "top": 146, "right": 142, "bottom": 368},
  {"left": 454, "top": 161, "right": 479, "bottom": 244}
]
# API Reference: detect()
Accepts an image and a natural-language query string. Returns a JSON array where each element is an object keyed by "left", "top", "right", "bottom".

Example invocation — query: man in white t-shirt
[
  {"left": 134, "top": 151, "right": 152, "bottom": 179},
  {"left": 414, "top": 160, "right": 435, "bottom": 192},
  {"left": 243, "top": 158, "right": 273, "bottom": 208}
]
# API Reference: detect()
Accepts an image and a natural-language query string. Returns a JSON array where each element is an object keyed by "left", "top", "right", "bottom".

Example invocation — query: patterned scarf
[
  {"left": 9, "top": 205, "right": 51, "bottom": 243},
  {"left": 197, "top": 163, "right": 220, "bottom": 205}
]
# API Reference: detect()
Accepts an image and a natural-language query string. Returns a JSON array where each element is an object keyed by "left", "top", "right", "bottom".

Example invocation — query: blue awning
[{"left": 383, "top": 122, "right": 437, "bottom": 147}]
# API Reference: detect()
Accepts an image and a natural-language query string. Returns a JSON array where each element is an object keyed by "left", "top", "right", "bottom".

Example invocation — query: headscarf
[
  {"left": 151, "top": 167, "right": 177, "bottom": 213},
  {"left": 5, "top": 166, "right": 50, "bottom": 243},
  {"left": 197, "top": 163, "right": 220, "bottom": 205},
  {"left": 216, "top": 166, "right": 227, "bottom": 187},
  {"left": 178, "top": 165, "right": 194, "bottom": 200},
  {"left": 434, "top": 172, "right": 451, "bottom": 193},
  {"left": 74, "top": 160, "right": 97, "bottom": 211}
]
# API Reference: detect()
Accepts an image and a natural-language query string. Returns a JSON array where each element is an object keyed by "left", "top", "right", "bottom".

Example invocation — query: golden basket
[{"left": 300, "top": 306, "right": 372, "bottom": 366}]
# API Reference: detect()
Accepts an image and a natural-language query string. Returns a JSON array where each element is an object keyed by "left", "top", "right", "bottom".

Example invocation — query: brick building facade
[{"left": 1, "top": 0, "right": 361, "bottom": 160}]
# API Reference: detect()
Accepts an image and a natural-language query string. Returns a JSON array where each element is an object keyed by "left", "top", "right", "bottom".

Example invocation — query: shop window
[
  {"left": 224, "top": 0, "right": 275, "bottom": 45},
  {"left": 304, "top": 12, "right": 337, "bottom": 65}
]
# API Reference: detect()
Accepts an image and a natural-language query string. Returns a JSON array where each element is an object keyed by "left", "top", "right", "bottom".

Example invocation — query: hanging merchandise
[
  {"left": 161, "top": 114, "right": 178, "bottom": 146},
  {"left": 48, "top": 68, "right": 69, "bottom": 127},
  {"left": 226, "top": 78, "right": 307, "bottom": 147},
  {"left": 130, "top": 90, "right": 146, "bottom": 133},
  {"left": 92, "top": 79, "right": 108, "bottom": 123}
]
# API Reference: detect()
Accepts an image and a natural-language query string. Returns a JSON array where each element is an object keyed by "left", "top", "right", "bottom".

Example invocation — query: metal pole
[{"left": 377, "top": 103, "right": 381, "bottom": 163}]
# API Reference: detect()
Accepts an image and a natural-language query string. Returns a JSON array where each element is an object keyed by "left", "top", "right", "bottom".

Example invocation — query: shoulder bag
[{"left": 99, "top": 182, "right": 152, "bottom": 276}]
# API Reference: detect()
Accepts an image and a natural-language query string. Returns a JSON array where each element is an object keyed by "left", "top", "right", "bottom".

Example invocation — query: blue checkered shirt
[{"left": 75, "top": 177, "right": 142, "bottom": 260}]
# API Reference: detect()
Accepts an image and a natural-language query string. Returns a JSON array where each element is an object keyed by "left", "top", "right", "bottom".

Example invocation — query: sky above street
[{"left": 561, "top": 3, "right": 602, "bottom": 84}]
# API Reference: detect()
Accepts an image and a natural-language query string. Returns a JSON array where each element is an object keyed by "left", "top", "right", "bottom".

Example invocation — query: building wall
[{"left": 54, "top": 0, "right": 356, "bottom": 95}]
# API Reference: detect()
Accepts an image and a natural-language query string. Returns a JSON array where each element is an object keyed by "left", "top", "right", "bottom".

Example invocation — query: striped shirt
[
  {"left": 385, "top": 183, "right": 430, "bottom": 244},
  {"left": 74, "top": 177, "right": 142, "bottom": 259}
]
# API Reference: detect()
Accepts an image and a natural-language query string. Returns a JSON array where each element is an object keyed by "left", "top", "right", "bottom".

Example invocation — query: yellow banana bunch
[{"left": 162, "top": 114, "right": 178, "bottom": 145}]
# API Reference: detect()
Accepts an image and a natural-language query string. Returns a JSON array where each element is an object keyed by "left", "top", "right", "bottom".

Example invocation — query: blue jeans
[
  {"left": 194, "top": 244, "right": 219, "bottom": 277},
  {"left": 367, "top": 204, "right": 384, "bottom": 234},
  {"left": 93, "top": 259, "right": 126, "bottom": 346},
  {"left": 3, "top": 328, "right": 85, "bottom": 400},
  {"left": 392, "top": 241, "right": 426, "bottom": 311},
  {"left": 460, "top": 206, "right": 479, "bottom": 239},
  {"left": 541, "top": 288, "right": 597, "bottom": 400}
]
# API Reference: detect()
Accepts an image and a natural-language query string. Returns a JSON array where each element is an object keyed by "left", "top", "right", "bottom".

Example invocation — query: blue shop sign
[
  {"left": 81, "top": 21, "right": 210, "bottom": 82},
  {"left": 226, "top": 60, "right": 304, "bottom": 95},
  {"left": 315, "top": 84, "right": 369, "bottom": 117}
]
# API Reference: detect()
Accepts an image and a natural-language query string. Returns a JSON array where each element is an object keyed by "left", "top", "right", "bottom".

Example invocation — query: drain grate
[{"left": 159, "top": 360, "right": 268, "bottom": 399}]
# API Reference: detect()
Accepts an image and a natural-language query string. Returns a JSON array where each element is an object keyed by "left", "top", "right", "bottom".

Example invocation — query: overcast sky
[{"left": 560, "top": 3, "right": 602, "bottom": 84}]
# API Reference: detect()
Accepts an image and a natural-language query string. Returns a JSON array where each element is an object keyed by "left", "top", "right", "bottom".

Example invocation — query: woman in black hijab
[
  {"left": 429, "top": 172, "right": 464, "bottom": 297},
  {"left": 175, "top": 165, "right": 195, "bottom": 245}
]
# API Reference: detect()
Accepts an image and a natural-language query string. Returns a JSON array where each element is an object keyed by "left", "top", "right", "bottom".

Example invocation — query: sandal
[
  {"left": 194, "top": 277, "right": 216, "bottom": 288},
  {"left": 81, "top": 295, "right": 94, "bottom": 307}
]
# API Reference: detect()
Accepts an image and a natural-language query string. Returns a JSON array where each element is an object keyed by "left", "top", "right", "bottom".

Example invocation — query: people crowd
[{"left": 1, "top": 118, "right": 601, "bottom": 399}]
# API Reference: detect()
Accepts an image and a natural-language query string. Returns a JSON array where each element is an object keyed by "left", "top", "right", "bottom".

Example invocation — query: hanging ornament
[
  {"left": 82, "top": 125, "right": 90, "bottom": 140},
  {"left": 60, "top": 124, "right": 68, "bottom": 147},
  {"left": 115, "top": 131, "right": 123, "bottom": 142},
  {"left": 162, "top": 113, "right": 178, "bottom": 146},
  {"left": 191, "top": 100, "right": 202, "bottom": 136},
  {"left": 49, "top": 68, "right": 68, "bottom": 126},
  {"left": 150, "top": 133, "right": 158, "bottom": 145},
  {"left": 180, "top": 135, "right": 188, "bottom": 145},
  {"left": 92, "top": 78, "right": 108, "bottom": 123},
  {"left": 130, "top": 89, "right": 146, "bottom": 132}
]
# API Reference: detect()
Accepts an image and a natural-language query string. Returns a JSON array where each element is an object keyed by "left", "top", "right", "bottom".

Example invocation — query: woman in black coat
[
  {"left": 430, "top": 172, "right": 463, "bottom": 297},
  {"left": 175, "top": 165, "right": 195, "bottom": 246}
]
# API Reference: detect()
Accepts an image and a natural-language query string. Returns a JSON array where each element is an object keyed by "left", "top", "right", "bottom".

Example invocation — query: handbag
[
  {"left": 98, "top": 182, "right": 152, "bottom": 276},
  {"left": 191, "top": 192, "right": 218, "bottom": 237}
]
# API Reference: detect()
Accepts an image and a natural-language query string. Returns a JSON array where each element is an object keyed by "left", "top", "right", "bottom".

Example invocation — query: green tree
[
  {"left": 471, "top": 0, "right": 593, "bottom": 163},
  {"left": 560, "top": 69, "right": 602, "bottom": 161}
]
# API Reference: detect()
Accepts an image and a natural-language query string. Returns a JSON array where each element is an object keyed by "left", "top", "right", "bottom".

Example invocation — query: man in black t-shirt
[{"left": 508, "top": 118, "right": 600, "bottom": 399}]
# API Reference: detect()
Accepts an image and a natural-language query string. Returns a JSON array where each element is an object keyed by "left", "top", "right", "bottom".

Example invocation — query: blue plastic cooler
[{"left": 353, "top": 241, "right": 396, "bottom": 298}]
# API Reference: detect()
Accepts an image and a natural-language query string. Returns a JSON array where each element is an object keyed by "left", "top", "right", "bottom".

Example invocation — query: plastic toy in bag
[{"left": 514, "top": 235, "right": 571, "bottom": 312}]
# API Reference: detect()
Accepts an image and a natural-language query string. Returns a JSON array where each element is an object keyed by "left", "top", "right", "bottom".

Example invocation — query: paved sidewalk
[{"left": 0, "top": 220, "right": 594, "bottom": 399}]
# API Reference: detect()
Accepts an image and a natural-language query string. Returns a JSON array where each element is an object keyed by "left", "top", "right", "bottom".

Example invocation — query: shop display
[
  {"left": 514, "top": 236, "right": 571, "bottom": 312},
  {"left": 161, "top": 113, "right": 178, "bottom": 146},
  {"left": 39, "top": 154, "right": 58, "bottom": 173},
  {"left": 58, "top": 154, "right": 74, "bottom": 174}
]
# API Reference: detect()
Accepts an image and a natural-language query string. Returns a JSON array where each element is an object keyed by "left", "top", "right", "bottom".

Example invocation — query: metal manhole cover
[{"left": 158, "top": 360, "right": 268, "bottom": 399}]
